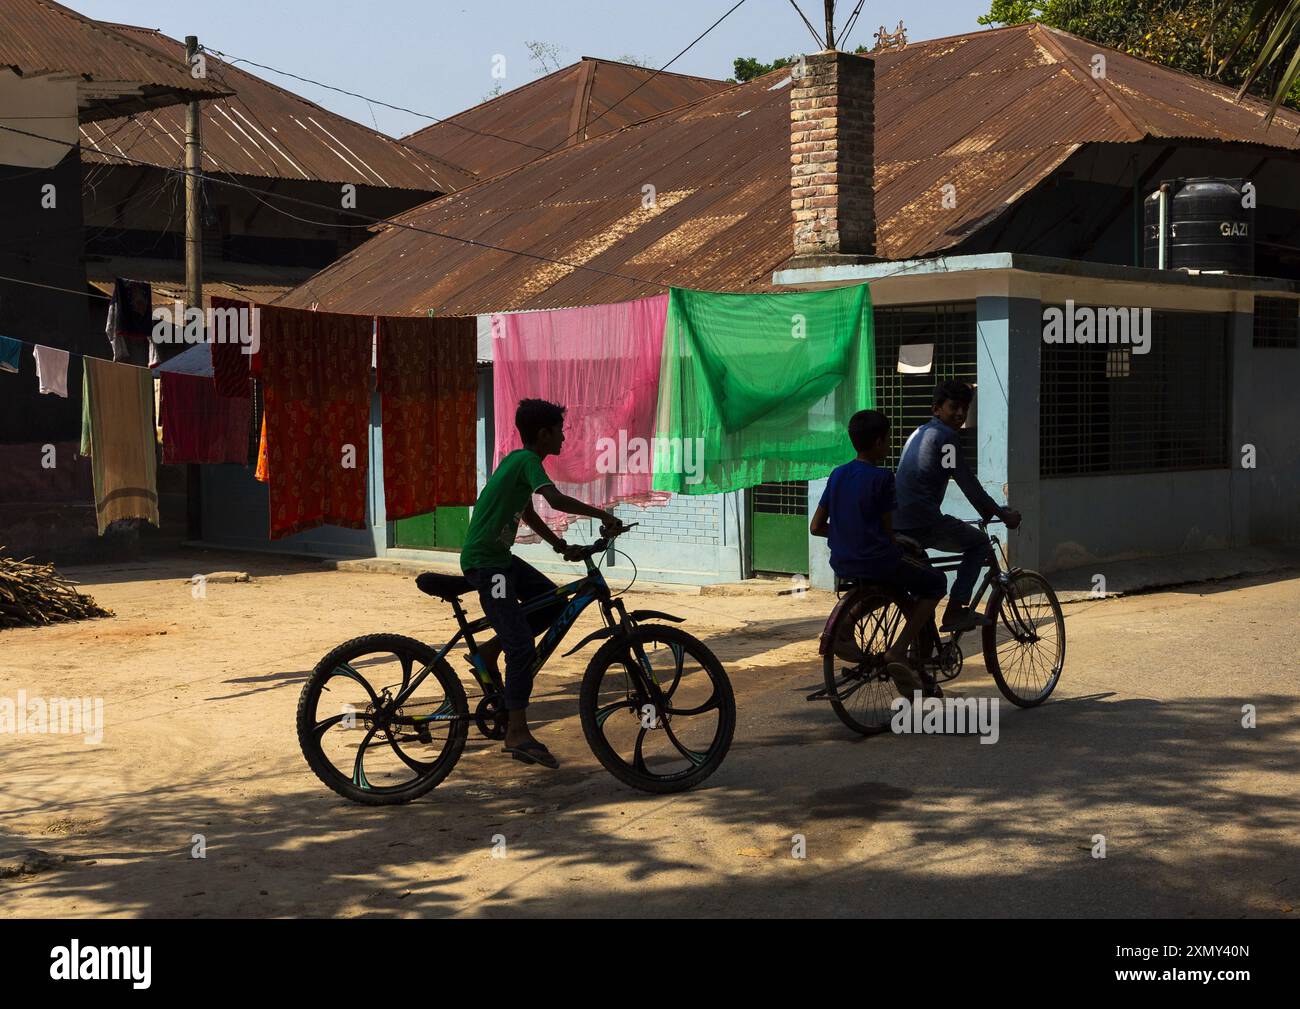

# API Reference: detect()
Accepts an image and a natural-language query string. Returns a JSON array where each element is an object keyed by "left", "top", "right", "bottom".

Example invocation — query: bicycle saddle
[
  {"left": 894, "top": 533, "right": 926, "bottom": 555},
  {"left": 415, "top": 571, "right": 473, "bottom": 600}
]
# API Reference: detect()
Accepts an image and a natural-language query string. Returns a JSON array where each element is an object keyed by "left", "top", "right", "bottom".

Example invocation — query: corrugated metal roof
[
  {"left": 279, "top": 23, "right": 1300, "bottom": 317},
  {"left": 89, "top": 278, "right": 291, "bottom": 308},
  {"left": 401, "top": 58, "right": 729, "bottom": 180},
  {"left": 79, "top": 24, "right": 475, "bottom": 192},
  {"left": 0, "top": 0, "right": 227, "bottom": 122}
]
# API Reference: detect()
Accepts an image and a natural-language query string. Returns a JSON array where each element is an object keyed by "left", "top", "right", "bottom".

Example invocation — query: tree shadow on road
[{"left": 4, "top": 658, "right": 1297, "bottom": 918}]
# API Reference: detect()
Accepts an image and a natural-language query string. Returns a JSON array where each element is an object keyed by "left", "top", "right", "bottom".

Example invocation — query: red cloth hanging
[
  {"left": 209, "top": 296, "right": 253, "bottom": 399},
  {"left": 377, "top": 316, "right": 477, "bottom": 520},
  {"left": 160, "top": 371, "right": 252, "bottom": 464},
  {"left": 260, "top": 305, "right": 372, "bottom": 538}
]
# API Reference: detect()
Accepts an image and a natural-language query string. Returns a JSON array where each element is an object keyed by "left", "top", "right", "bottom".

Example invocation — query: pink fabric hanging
[{"left": 492, "top": 295, "right": 670, "bottom": 535}]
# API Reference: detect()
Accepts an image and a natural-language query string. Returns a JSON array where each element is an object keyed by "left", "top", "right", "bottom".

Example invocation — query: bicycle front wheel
[
  {"left": 297, "top": 633, "right": 469, "bottom": 805},
  {"left": 982, "top": 571, "right": 1065, "bottom": 707},
  {"left": 579, "top": 625, "right": 734, "bottom": 793}
]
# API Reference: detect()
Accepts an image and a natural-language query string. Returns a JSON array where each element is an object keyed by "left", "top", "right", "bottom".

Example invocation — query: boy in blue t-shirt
[{"left": 810, "top": 409, "right": 946, "bottom": 696}]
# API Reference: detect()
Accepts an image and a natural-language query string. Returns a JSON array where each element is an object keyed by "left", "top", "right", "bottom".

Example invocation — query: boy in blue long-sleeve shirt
[{"left": 894, "top": 380, "right": 1020, "bottom": 632}]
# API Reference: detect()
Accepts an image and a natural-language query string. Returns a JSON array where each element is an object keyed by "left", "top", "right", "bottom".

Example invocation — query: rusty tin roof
[
  {"left": 79, "top": 24, "right": 474, "bottom": 193},
  {"left": 402, "top": 58, "right": 729, "bottom": 180},
  {"left": 0, "top": 0, "right": 227, "bottom": 122},
  {"left": 279, "top": 23, "right": 1300, "bottom": 317}
]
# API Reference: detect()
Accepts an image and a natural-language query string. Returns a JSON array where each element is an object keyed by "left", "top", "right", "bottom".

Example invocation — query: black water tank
[
  {"left": 1172, "top": 178, "right": 1254, "bottom": 273},
  {"left": 1143, "top": 177, "right": 1254, "bottom": 274}
]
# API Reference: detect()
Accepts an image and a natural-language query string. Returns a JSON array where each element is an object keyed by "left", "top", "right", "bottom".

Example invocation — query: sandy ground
[{"left": 1, "top": 548, "right": 1298, "bottom": 918}]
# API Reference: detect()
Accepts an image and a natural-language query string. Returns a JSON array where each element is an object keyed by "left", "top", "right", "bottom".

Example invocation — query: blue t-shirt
[{"left": 818, "top": 460, "right": 902, "bottom": 578}]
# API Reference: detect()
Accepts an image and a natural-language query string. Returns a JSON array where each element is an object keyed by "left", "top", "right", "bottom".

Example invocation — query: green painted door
[
  {"left": 394, "top": 507, "right": 470, "bottom": 550},
  {"left": 750, "top": 481, "right": 808, "bottom": 575}
]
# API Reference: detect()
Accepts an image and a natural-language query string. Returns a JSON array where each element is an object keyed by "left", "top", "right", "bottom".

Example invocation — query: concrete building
[{"left": 259, "top": 24, "right": 1300, "bottom": 587}]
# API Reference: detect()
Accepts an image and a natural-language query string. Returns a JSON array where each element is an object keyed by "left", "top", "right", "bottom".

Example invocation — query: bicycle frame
[{"left": 378, "top": 550, "right": 666, "bottom": 728}]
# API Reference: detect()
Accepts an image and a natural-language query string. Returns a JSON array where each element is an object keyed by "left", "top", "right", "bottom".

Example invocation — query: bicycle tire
[
  {"left": 579, "top": 625, "right": 734, "bottom": 793},
  {"left": 297, "top": 633, "right": 469, "bottom": 805},
  {"left": 822, "top": 585, "right": 910, "bottom": 735},
  {"left": 982, "top": 571, "right": 1065, "bottom": 707}
]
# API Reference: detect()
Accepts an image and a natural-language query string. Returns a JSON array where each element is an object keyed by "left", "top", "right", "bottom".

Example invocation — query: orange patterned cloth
[
  {"left": 376, "top": 316, "right": 477, "bottom": 519},
  {"left": 259, "top": 305, "right": 372, "bottom": 538},
  {"left": 254, "top": 413, "right": 268, "bottom": 482}
]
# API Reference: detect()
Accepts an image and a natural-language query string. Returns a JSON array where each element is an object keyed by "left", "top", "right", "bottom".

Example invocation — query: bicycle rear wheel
[
  {"left": 579, "top": 625, "right": 734, "bottom": 793},
  {"left": 296, "top": 634, "right": 468, "bottom": 805},
  {"left": 822, "top": 586, "right": 910, "bottom": 735},
  {"left": 982, "top": 571, "right": 1065, "bottom": 707}
]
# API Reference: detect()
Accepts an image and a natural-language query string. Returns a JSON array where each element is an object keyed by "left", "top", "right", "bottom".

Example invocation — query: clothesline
[{"left": 0, "top": 332, "right": 158, "bottom": 373}]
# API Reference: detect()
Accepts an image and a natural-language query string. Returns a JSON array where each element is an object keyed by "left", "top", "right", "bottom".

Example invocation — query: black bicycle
[
  {"left": 296, "top": 524, "right": 735, "bottom": 804},
  {"left": 810, "top": 517, "right": 1065, "bottom": 735}
]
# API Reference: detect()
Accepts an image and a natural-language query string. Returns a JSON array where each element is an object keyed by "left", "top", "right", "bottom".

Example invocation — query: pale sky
[{"left": 72, "top": 0, "right": 994, "bottom": 139}]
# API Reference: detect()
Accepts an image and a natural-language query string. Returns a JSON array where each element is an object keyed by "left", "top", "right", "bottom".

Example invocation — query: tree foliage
[{"left": 978, "top": 0, "right": 1300, "bottom": 110}]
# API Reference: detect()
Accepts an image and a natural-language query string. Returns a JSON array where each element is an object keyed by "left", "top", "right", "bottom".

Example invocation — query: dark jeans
[
  {"left": 896, "top": 515, "right": 991, "bottom": 606},
  {"left": 464, "top": 557, "right": 565, "bottom": 711}
]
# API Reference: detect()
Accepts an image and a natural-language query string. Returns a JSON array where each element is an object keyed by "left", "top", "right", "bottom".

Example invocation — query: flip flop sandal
[{"left": 503, "top": 741, "right": 559, "bottom": 770}]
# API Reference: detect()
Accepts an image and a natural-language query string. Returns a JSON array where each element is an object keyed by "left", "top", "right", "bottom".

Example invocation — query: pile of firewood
[{"left": 0, "top": 552, "right": 113, "bottom": 630}]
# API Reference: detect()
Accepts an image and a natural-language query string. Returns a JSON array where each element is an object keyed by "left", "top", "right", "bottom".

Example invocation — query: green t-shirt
[{"left": 460, "top": 448, "right": 555, "bottom": 572}]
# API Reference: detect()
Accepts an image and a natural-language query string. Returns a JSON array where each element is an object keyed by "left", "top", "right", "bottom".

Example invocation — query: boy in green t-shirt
[{"left": 461, "top": 398, "right": 623, "bottom": 769}]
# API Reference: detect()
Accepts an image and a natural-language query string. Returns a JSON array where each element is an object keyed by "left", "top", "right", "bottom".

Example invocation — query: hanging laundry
[
  {"left": 107, "top": 279, "right": 158, "bottom": 367},
  {"left": 0, "top": 336, "right": 21, "bottom": 374},
  {"left": 155, "top": 345, "right": 252, "bottom": 465},
  {"left": 259, "top": 305, "right": 371, "bottom": 538},
  {"left": 491, "top": 295, "right": 671, "bottom": 534},
  {"left": 247, "top": 378, "right": 264, "bottom": 468},
  {"left": 652, "top": 285, "right": 875, "bottom": 494},
  {"left": 376, "top": 316, "right": 476, "bottom": 521},
  {"left": 209, "top": 296, "right": 254, "bottom": 399},
  {"left": 80, "top": 356, "right": 159, "bottom": 534},
  {"left": 32, "top": 345, "right": 70, "bottom": 396},
  {"left": 254, "top": 413, "right": 268, "bottom": 482}
]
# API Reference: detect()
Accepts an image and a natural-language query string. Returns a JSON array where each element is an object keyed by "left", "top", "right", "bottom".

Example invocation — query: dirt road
[{"left": 2, "top": 550, "right": 1297, "bottom": 917}]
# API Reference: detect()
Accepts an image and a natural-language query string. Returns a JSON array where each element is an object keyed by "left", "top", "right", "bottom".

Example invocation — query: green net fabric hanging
[{"left": 652, "top": 285, "right": 875, "bottom": 494}]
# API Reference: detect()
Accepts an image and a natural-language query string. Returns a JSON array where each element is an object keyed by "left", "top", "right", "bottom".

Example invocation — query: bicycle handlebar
[{"left": 570, "top": 522, "right": 638, "bottom": 562}]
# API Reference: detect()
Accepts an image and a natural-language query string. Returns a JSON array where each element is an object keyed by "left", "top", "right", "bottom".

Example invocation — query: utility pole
[
  {"left": 184, "top": 35, "right": 204, "bottom": 543},
  {"left": 184, "top": 35, "right": 203, "bottom": 314},
  {"left": 824, "top": 0, "right": 835, "bottom": 49}
]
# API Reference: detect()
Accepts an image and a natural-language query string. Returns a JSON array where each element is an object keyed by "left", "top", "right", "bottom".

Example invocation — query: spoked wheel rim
[
  {"left": 589, "top": 633, "right": 730, "bottom": 784},
  {"left": 986, "top": 572, "right": 1065, "bottom": 705},
  {"left": 825, "top": 590, "right": 908, "bottom": 734},
  {"left": 304, "top": 643, "right": 462, "bottom": 796}
]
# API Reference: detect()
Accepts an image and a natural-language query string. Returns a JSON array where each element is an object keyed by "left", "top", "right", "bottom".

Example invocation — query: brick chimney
[{"left": 789, "top": 50, "right": 875, "bottom": 264}]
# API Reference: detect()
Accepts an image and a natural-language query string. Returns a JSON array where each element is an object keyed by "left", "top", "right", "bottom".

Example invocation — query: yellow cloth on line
[{"left": 81, "top": 357, "right": 159, "bottom": 534}]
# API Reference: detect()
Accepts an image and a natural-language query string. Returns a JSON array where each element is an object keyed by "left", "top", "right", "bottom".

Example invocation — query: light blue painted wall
[
  {"left": 199, "top": 392, "right": 383, "bottom": 557},
  {"left": 1038, "top": 470, "right": 1234, "bottom": 571},
  {"left": 1238, "top": 313, "right": 1300, "bottom": 545}
]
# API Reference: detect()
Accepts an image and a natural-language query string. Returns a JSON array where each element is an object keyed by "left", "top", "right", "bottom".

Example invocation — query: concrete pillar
[
  {"left": 1227, "top": 309, "right": 1252, "bottom": 547},
  {"left": 976, "top": 295, "right": 1041, "bottom": 570},
  {"left": 808, "top": 476, "right": 832, "bottom": 589}
]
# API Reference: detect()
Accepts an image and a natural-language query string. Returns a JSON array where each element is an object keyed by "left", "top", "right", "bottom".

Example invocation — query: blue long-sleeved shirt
[{"left": 894, "top": 418, "right": 999, "bottom": 530}]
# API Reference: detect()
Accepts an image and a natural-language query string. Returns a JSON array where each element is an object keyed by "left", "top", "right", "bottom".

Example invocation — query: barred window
[
  {"left": 1040, "top": 309, "right": 1230, "bottom": 477},
  {"left": 872, "top": 302, "right": 978, "bottom": 472},
  {"left": 1253, "top": 297, "right": 1299, "bottom": 349}
]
